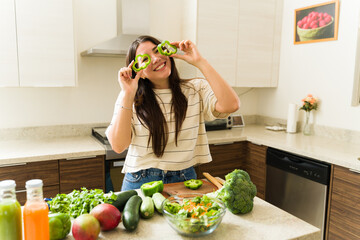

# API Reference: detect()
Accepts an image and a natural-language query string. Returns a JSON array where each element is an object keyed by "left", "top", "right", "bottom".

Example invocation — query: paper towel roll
[{"left": 286, "top": 103, "right": 298, "bottom": 133}]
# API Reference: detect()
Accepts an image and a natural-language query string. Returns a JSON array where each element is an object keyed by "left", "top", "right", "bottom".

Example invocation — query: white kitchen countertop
[
  {"left": 0, "top": 136, "right": 105, "bottom": 165},
  {"left": 207, "top": 125, "right": 360, "bottom": 171},
  {"left": 0, "top": 125, "right": 359, "bottom": 171}
]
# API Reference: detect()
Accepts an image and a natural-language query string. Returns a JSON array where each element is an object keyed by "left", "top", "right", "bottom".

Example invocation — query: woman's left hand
[{"left": 171, "top": 40, "right": 205, "bottom": 68}]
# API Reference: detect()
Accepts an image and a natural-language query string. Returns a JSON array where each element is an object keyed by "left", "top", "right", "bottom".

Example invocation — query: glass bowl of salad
[{"left": 162, "top": 193, "right": 226, "bottom": 237}]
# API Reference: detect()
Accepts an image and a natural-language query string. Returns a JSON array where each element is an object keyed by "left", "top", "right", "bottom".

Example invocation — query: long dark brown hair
[{"left": 126, "top": 35, "right": 188, "bottom": 157}]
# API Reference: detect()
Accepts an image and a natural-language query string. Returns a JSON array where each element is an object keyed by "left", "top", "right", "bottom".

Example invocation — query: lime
[{"left": 49, "top": 213, "right": 71, "bottom": 240}]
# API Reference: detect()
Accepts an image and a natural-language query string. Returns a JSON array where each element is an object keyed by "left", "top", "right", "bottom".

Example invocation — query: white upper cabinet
[
  {"left": 236, "top": 0, "right": 281, "bottom": 87},
  {"left": 196, "top": 0, "right": 239, "bottom": 86},
  {"left": 1, "top": 0, "right": 76, "bottom": 87},
  {"left": 0, "top": 0, "right": 18, "bottom": 87},
  {"left": 196, "top": 0, "right": 282, "bottom": 87}
]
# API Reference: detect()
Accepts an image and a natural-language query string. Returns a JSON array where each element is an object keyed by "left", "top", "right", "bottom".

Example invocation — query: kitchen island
[{"left": 65, "top": 193, "right": 320, "bottom": 240}]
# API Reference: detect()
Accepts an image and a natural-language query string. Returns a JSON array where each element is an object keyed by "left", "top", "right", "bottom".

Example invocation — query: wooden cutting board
[{"left": 162, "top": 179, "right": 218, "bottom": 198}]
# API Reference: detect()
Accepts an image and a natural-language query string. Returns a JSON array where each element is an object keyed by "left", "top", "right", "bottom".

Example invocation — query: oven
[{"left": 92, "top": 127, "right": 127, "bottom": 192}]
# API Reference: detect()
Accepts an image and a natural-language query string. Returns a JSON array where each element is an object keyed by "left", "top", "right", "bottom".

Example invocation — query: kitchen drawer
[
  {"left": 0, "top": 160, "right": 59, "bottom": 190},
  {"left": 59, "top": 156, "right": 105, "bottom": 194},
  {"left": 16, "top": 185, "right": 59, "bottom": 206},
  {"left": 197, "top": 142, "right": 246, "bottom": 179}
]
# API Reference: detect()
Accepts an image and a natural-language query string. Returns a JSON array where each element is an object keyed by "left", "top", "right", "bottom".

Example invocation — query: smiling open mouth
[{"left": 154, "top": 62, "right": 166, "bottom": 71}]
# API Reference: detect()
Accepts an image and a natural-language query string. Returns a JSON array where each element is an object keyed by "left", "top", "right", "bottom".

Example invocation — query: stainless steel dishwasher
[{"left": 265, "top": 147, "right": 330, "bottom": 240}]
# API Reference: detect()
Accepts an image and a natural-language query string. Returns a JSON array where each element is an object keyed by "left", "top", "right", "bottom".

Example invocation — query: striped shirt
[{"left": 106, "top": 78, "right": 229, "bottom": 173}]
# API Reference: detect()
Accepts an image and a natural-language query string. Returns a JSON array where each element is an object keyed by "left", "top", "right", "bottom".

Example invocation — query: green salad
[
  {"left": 48, "top": 188, "right": 117, "bottom": 219},
  {"left": 163, "top": 195, "right": 224, "bottom": 234}
]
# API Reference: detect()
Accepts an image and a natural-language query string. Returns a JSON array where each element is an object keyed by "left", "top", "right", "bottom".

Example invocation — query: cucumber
[
  {"left": 111, "top": 190, "right": 138, "bottom": 212},
  {"left": 152, "top": 192, "right": 166, "bottom": 214},
  {"left": 140, "top": 196, "right": 155, "bottom": 219},
  {"left": 122, "top": 195, "right": 142, "bottom": 231}
]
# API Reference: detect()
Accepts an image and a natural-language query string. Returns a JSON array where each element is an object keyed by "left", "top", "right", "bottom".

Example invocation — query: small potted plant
[{"left": 299, "top": 94, "right": 318, "bottom": 135}]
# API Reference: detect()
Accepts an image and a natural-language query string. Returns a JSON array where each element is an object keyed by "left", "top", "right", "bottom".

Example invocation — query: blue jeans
[{"left": 121, "top": 167, "right": 197, "bottom": 191}]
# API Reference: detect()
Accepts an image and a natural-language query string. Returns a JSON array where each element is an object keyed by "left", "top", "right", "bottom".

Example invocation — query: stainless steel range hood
[
  {"left": 80, "top": 34, "right": 137, "bottom": 57},
  {"left": 81, "top": 0, "right": 150, "bottom": 57}
]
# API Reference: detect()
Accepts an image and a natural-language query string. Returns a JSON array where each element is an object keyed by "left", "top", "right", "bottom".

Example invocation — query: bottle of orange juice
[
  {"left": 0, "top": 180, "right": 22, "bottom": 240},
  {"left": 23, "top": 179, "right": 49, "bottom": 240}
]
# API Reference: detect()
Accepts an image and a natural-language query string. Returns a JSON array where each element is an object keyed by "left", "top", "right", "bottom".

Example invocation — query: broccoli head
[{"left": 216, "top": 169, "right": 257, "bottom": 214}]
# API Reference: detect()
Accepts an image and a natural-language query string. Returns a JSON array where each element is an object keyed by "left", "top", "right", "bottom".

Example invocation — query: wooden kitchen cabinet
[
  {"left": 196, "top": 0, "right": 282, "bottom": 87},
  {"left": 1, "top": 0, "right": 76, "bottom": 87},
  {"left": 326, "top": 165, "right": 360, "bottom": 240},
  {"left": 196, "top": 142, "right": 246, "bottom": 179},
  {"left": 0, "top": 160, "right": 59, "bottom": 205},
  {"left": 59, "top": 156, "right": 105, "bottom": 194},
  {"left": 244, "top": 142, "right": 267, "bottom": 200}
]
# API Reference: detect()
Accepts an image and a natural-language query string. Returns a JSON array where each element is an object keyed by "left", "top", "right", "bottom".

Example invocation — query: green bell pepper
[
  {"left": 141, "top": 180, "right": 164, "bottom": 197},
  {"left": 184, "top": 179, "right": 203, "bottom": 190},
  {"left": 132, "top": 53, "right": 151, "bottom": 72},
  {"left": 49, "top": 212, "right": 71, "bottom": 240},
  {"left": 157, "top": 40, "right": 177, "bottom": 56}
]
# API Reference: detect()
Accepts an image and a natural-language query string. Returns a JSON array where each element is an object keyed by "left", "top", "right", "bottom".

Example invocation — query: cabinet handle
[
  {"left": 66, "top": 155, "right": 97, "bottom": 160},
  {"left": 0, "top": 162, "right": 26, "bottom": 168},
  {"left": 15, "top": 189, "right": 27, "bottom": 193},
  {"left": 112, "top": 161, "right": 124, "bottom": 167},
  {"left": 213, "top": 142, "right": 235, "bottom": 146},
  {"left": 349, "top": 168, "right": 360, "bottom": 174}
]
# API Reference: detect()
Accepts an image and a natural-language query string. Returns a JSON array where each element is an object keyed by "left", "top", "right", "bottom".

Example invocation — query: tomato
[
  {"left": 324, "top": 16, "right": 332, "bottom": 24},
  {"left": 309, "top": 22, "right": 317, "bottom": 28},
  {"left": 319, "top": 20, "right": 326, "bottom": 27},
  {"left": 297, "top": 20, "right": 304, "bottom": 28}
]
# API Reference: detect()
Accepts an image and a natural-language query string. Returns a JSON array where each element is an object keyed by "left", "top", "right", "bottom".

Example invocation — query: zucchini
[
  {"left": 111, "top": 190, "right": 138, "bottom": 212},
  {"left": 152, "top": 192, "right": 166, "bottom": 214},
  {"left": 140, "top": 196, "right": 155, "bottom": 219},
  {"left": 122, "top": 195, "right": 142, "bottom": 231}
]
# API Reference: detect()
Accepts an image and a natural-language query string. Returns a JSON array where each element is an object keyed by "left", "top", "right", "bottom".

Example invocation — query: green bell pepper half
[
  {"left": 141, "top": 180, "right": 164, "bottom": 197},
  {"left": 132, "top": 53, "right": 151, "bottom": 72},
  {"left": 49, "top": 212, "right": 71, "bottom": 240},
  {"left": 157, "top": 40, "right": 177, "bottom": 56},
  {"left": 184, "top": 179, "right": 203, "bottom": 190}
]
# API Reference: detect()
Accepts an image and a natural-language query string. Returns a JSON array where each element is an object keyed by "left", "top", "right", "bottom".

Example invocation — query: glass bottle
[
  {"left": 303, "top": 111, "right": 312, "bottom": 135},
  {"left": 23, "top": 179, "right": 49, "bottom": 240},
  {"left": 0, "top": 180, "right": 22, "bottom": 240}
]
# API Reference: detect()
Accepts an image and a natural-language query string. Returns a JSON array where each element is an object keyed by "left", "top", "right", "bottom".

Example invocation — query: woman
[{"left": 106, "top": 35, "right": 240, "bottom": 191}]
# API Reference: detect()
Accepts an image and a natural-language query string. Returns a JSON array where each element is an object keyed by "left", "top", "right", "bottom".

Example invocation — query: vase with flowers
[{"left": 299, "top": 94, "right": 318, "bottom": 135}]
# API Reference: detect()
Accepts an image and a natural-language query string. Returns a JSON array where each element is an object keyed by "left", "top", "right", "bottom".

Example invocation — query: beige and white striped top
[{"left": 106, "top": 78, "right": 229, "bottom": 173}]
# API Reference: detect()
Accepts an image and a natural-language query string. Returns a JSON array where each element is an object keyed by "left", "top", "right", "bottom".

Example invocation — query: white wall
[{"left": 257, "top": 0, "right": 360, "bottom": 131}]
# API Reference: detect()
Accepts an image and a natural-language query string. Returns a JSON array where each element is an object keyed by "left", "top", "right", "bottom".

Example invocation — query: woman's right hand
[{"left": 118, "top": 60, "right": 143, "bottom": 97}]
